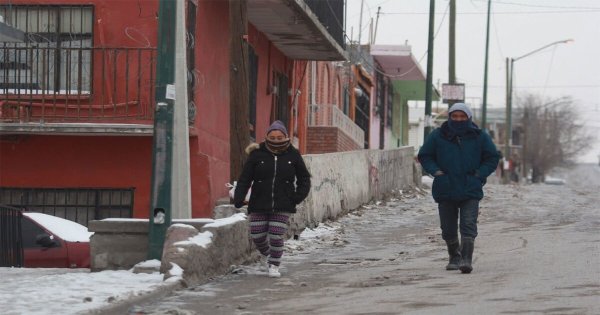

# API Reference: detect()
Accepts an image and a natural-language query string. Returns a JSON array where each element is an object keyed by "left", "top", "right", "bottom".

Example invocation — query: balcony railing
[
  {"left": 308, "top": 103, "right": 364, "bottom": 147},
  {"left": 0, "top": 44, "right": 156, "bottom": 124}
]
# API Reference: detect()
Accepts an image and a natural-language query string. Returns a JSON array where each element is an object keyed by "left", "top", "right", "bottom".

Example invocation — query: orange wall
[{"left": 248, "top": 25, "right": 292, "bottom": 140}]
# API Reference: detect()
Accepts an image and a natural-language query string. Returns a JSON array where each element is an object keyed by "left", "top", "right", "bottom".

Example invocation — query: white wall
[{"left": 289, "top": 147, "right": 415, "bottom": 234}]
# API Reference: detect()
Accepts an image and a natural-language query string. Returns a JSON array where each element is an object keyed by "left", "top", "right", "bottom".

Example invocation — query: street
[{"left": 133, "top": 164, "right": 600, "bottom": 315}]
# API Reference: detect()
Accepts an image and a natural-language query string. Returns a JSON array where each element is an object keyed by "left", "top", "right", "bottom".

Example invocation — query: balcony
[
  {"left": 307, "top": 104, "right": 364, "bottom": 153},
  {"left": 247, "top": 0, "right": 347, "bottom": 61},
  {"left": 1, "top": 45, "right": 156, "bottom": 135}
]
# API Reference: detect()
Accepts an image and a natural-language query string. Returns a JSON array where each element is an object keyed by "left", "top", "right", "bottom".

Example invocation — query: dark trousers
[{"left": 438, "top": 199, "right": 479, "bottom": 240}]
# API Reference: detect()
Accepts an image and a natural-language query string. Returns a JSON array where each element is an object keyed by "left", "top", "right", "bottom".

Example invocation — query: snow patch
[
  {"left": 174, "top": 231, "right": 213, "bottom": 248},
  {"left": 204, "top": 213, "right": 247, "bottom": 228},
  {"left": 134, "top": 259, "right": 161, "bottom": 269}
]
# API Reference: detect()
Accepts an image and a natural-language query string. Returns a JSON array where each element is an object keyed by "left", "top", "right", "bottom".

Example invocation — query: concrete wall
[{"left": 289, "top": 146, "right": 414, "bottom": 234}]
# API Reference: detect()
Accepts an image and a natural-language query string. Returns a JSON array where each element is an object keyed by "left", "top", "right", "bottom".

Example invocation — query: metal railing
[
  {"left": 1, "top": 44, "right": 156, "bottom": 123},
  {"left": 0, "top": 188, "right": 134, "bottom": 227},
  {"left": 0, "top": 204, "right": 23, "bottom": 267},
  {"left": 308, "top": 103, "right": 364, "bottom": 147},
  {"left": 304, "top": 0, "right": 345, "bottom": 49}
]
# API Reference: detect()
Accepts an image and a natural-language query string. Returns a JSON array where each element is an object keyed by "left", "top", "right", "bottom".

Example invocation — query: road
[{"left": 133, "top": 164, "right": 600, "bottom": 315}]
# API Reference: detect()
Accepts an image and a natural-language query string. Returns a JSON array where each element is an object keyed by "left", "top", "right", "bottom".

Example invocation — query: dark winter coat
[
  {"left": 233, "top": 142, "right": 311, "bottom": 213},
  {"left": 418, "top": 121, "right": 499, "bottom": 203}
]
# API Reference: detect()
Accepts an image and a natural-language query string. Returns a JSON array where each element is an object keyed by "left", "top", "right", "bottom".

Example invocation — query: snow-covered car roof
[{"left": 23, "top": 212, "right": 93, "bottom": 242}]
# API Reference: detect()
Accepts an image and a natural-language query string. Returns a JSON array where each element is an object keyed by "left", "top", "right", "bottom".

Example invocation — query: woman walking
[{"left": 233, "top": 120, "right": 311, "bottom": 277}]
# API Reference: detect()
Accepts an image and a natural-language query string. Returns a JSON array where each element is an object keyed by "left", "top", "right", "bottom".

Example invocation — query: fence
[
  {"left": 0, "top": 188, "right": 134, "bottom": 227},
  {"left": 0, "top": 204, "right": 23, "bottom": 267},
  {"left": 1, "top": 44, "right": 156, "bottom": 123}
]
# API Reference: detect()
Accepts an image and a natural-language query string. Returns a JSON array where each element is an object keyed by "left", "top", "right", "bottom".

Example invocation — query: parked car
[
  {"left": 544, "top": 176, "right": 566, "bottom": 185},
  {"left": 21, "top": 213, "right": 93, "bottom": 268}
]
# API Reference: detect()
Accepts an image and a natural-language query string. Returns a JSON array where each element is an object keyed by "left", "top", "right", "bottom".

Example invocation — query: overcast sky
[{"left": 346, "top": 0, "right": 600, "bottom": 163}]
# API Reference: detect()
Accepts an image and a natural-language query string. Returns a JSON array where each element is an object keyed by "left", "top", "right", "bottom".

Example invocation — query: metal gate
[
  {"left": 0, "top": 205, "right": 24, "bottom": 267},
  {"left": 0, "top": 188, "right": 134, "bottom": 227}
]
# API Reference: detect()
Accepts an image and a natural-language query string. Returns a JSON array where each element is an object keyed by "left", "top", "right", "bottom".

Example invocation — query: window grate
[{"left": 0, "top": 187, "right": 134, "bottom": 227}]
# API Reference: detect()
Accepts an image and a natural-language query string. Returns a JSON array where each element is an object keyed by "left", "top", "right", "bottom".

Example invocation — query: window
[
  {"left": 21, "top": 216, "right": 58, "bottom": 249},
  {"left": 274, "top": 72, "right": 289, "bottom": 129},
  {"left": 0, "top": 5, "right": 93, "bottom": 93},
  {"left": 0, "top": 188, "right": 134, "bottom": 227}
]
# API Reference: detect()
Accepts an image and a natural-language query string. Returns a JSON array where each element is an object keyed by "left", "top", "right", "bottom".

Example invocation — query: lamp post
[{"left": 504, "top": 39, "right": 572, "bottom": 182}]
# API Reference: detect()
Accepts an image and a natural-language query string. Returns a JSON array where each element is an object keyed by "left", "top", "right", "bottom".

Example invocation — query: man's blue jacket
[{"left": 418, "top": 121, "right": 500, "bottom": 203}]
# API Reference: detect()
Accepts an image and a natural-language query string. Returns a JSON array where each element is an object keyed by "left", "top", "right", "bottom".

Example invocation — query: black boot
[
  {"left": 459, "top": 237, "right": 475, "bottom": 274},
  {"left": 445, "top": 238, "right": 461, "bottom": 270}
]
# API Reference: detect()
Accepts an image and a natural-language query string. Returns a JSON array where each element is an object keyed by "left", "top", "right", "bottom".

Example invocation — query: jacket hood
[{"left": 245, "top": 143, "right": 260, "bottom": 154}]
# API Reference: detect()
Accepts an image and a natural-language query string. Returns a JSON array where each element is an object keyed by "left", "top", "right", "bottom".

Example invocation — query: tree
[{"left": 519, "top": 94, "right": 592, "bottom": 183}]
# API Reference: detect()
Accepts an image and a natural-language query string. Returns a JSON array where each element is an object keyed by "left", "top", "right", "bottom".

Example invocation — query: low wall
[
  {"left": 289, "top": 146, "right": 415, "bottom": 235},
  {"left": 90, "top": 147, "right": 416, "bottom": 273}
]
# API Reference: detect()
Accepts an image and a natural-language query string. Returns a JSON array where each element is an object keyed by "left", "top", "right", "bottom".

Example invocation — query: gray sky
[{"left": 346, "top": 0, "right": 600, "bottom": 163}]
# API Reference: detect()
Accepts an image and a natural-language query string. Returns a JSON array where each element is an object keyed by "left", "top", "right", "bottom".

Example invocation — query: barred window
[{"left": 0, "top": 5, "right": 93, "bottom": 93}]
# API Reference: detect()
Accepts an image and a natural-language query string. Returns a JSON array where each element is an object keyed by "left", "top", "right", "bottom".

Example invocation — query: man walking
[{"left": 418, "top": 103, "right": 499, "bottom": 273}]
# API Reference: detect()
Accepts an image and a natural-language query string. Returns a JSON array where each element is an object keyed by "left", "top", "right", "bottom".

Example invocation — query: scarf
[
  {"left": 265, "top": 138, "right": 290, "bottom": 154},
  {"left": 448, "top": 119, "right": 471, "bottom": 136},
  {"left": 443, "top": 119, "right": 480, "bottom": 141}
]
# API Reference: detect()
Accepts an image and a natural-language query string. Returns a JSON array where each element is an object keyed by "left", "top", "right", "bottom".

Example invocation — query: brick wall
[{"left": 306, "top": 126, "right": 361, "bottom": 154}]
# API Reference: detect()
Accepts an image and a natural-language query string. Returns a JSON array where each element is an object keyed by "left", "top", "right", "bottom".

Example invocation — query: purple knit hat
[{"left": 266, "top": 120, "right": 288, "bottom": 137}]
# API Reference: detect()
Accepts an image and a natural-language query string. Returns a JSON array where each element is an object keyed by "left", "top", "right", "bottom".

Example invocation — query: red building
[{"left": 0, "top": 0, "right": 346, "bottom": 223}]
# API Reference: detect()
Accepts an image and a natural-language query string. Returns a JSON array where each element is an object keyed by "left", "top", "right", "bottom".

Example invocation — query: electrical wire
[
  {"left": 351, "top": 2, "right": 451, "bottom": 79},
  {"left": 471, "top": 0, "right": 600, "bottom": 10}
]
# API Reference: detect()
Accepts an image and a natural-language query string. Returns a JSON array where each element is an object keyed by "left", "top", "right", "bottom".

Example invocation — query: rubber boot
[
  {"left": 459, "top": 237, "right": 474, "bottom": 274},
  {"left": 445, "top": 238, "right": 461, "bottom": 270}
]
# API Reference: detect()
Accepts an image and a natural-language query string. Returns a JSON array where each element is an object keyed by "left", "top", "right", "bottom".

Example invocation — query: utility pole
[
  {"left": 504, "top": 57, "right": 512, "bottom": 183},
  {"left": 448, "top": 0, "right": 456, "bottom": 109},
  {"left": 229, "top": 0, "right": 250, "bottom": 184},
  {"left": 172, "top": 0, "right": 191, "bottom": 219},
  {"left": 148, "top": 0, "right": 176, "bottom": 260},
  {"left": 481, "top": 0, "right": 491, "bottom": 131},
  {"left": 424, "top": 0, "right": 435, "bottom": 139},
  {"left": 358, "top": 0, "right": 364, "bottom": 45},
  {"left": 373, "top": 6, "right": 381, "bottom": 44}
]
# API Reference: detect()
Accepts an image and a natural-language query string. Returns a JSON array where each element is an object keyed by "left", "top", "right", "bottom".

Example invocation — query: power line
[
  {"left": 469, "top": 84, "right": 600, "bottom": 88},
  {"left": 382, "top": 10, "right": 600, "bottom": 15},
  {"left": 353, "top": 2, "right": 451, "bottom": 79},
  {"left": 471, "top": 0, "right": 600, "bottom": 10}
]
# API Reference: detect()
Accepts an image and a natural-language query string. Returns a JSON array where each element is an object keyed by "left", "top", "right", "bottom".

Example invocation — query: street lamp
[{"left": 504, "top": 39, "right": 573, "bottom": 182}]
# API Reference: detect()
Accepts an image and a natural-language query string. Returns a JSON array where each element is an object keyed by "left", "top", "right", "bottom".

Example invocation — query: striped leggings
[{"left": 249, "top": 212, "right": 290, "bottom": 267}]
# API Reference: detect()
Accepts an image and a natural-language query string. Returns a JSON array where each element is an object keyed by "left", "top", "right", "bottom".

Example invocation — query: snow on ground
[
  {"left": 0, "top": 209, "right": 362, "bottom": 315},
  {"left": 0, "top": 267, "right": 166, "bottom": 315}
]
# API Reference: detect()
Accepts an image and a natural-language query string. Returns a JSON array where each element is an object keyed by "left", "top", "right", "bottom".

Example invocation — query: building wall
[
  {"left": 0, "top": 0, "right": 159, "bottom": 218},
  {"left": 190, "top": 0, "right": 230, "bottom": 217},
  {"left": 247, "top": 25, "right": 293, "bottom": 139},
  {"left": 1, "top": 0, "right": 298, "bottom": 219},
  {"left": 0, "top": 135, "right": 153, "bottom": 217}
]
